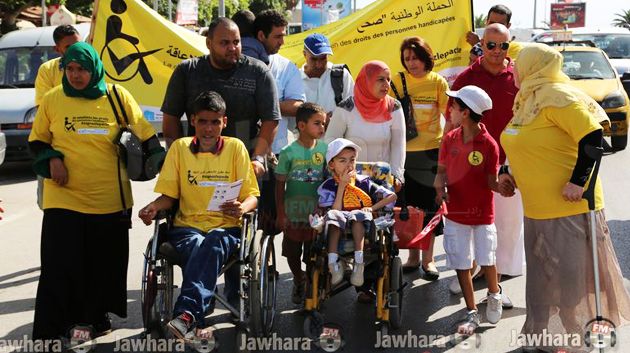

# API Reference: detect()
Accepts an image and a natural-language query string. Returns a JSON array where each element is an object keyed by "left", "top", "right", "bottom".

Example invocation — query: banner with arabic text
[{"left": 280, "top": 0, "right": 472, "bottom": 84}]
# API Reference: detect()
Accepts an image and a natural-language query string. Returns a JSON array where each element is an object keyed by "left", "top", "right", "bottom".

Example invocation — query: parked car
[
  {"left": 0, "top": 130, "right": 6, "bottom": 166},
  {"left": 0, "top": 23, "right": 90, "bottom": 161},
  {"left": 548, "top": 43, "right": 629, "bottom": 150}
]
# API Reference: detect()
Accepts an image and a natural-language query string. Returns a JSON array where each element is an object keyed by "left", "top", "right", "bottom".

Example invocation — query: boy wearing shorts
[
  {"left": 275, "top": 103, "right": 328, "bottom": 304},
  {"left": 318, "top": 138, "right": 397, "bottom": 287},
  {"left": 434, "top": 85, "right": 503, "bottom": 333}
]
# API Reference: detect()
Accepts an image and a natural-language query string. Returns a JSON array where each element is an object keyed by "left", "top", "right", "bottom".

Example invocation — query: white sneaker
[
  {"left": 329, "top": 262, "right": 344, "bottom": 286},
  {"left": 480, "top": 285, "right": 513, "bottom": 309},
  {"left": 449, "top": 278, "right": 462, "bottom": 295},
  {"left": 350, "top": 262, "right": 364, "bottom": 287},
  {"left": 486, "top": 292, "right": 503, "bottom": 324}
]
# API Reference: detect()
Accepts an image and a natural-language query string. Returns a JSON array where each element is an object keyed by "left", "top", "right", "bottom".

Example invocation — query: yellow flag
[
  {"left": 90, "top": 0, "right": 472, "bottom": 124},
  {"left": 90, "top": 0, "right": 207, "bottom": 123},
  {"left": 280, "top": 0, "right": 472, "bottom": 83}
]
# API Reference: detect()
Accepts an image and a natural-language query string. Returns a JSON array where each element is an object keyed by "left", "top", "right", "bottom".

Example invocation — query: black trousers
[{"left": 32, "top": 208, "right": 131, "bottom": 339}]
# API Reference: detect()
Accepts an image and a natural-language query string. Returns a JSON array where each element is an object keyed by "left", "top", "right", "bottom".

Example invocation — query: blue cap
[{"left": 304, "top": 33, "right": 333, "bottom": 56}]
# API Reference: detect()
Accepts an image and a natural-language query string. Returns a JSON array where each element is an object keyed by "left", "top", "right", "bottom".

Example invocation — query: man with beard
[{"left": 161, "top": 17, "right": 280, "bottom": 179}]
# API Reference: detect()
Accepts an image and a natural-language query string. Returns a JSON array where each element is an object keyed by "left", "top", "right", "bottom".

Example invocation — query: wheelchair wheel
[
  {"left": 388, "top": 256, "right": 403, "bottom": 330},
  {"left": 141, "top": 242, "right": 174, "bottom": 337},
  {"left": 248, "top": 232, "right": 277, "bottom": 336}
]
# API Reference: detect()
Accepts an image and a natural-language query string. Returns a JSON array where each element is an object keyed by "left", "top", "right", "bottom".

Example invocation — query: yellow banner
[
  {"left": 90, "top": 0, "right": 472, "bottom": 123},
  {"left": 90, "top": 0, "right": 207, "bottom": 123},
  {"left": 280, "top": 0, "right": 472, "bottom": 83}
]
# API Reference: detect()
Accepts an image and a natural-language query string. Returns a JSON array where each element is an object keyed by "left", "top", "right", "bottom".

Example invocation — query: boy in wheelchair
[
  {"left": 138, "top": 91, "right": 259, "bottom": 340},
  {"left": 317, "top": 138, "right": 397, "bottom": 287}
]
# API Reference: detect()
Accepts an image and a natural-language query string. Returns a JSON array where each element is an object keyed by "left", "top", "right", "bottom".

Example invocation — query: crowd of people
[{"left": 25, "top": 4, "right": 630, "bottom": 353}]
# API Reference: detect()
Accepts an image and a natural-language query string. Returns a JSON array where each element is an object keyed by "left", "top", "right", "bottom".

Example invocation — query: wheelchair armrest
[
  {"left": 154, "top": 209, "right": 170, "bottom": 220},
  {"left": 243, "top": 211, "right": 256, "bottom": 222}
]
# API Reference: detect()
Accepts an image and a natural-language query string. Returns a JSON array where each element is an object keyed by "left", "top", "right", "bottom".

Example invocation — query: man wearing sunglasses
[
  {"left": 465, "top": 4, "right": 522, "bottom": 61},
  {"left": 444, "top": 23, "right": 523, "bottom": 310}
]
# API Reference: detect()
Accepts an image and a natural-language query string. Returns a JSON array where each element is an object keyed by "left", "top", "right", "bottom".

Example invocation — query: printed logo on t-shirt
[
  {"left": 312, "top": 152, "right": 325, "bottom": 166},
  {"left": 187, "top": 169, "right": 230, "bottom": 185},
  {"left": 64, "top": 116, "right": 111, "bottom": 134},
  {"left": 468, "top": 151, "right": 483, "bottom": 166}
]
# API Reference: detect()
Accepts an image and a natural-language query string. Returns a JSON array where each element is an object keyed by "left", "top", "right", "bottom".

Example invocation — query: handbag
[
  {"left": 390, "top": 72, "right": 418, "bottom": 141},
  {"left": 107, "top": 85, "right": 165, "bottom": 182},
  {"left": 393, "top": 185, "right": 430, "bottom": 250}
]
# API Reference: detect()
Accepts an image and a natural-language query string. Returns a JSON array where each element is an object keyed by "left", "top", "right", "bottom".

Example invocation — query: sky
[{"left": 355, "top": 0, "right": 629, "bottom": 29}]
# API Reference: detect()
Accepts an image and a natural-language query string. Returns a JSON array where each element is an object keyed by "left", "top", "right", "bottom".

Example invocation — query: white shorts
[{"left": 443, "top": 218, "right": 497, "bottom": 270}]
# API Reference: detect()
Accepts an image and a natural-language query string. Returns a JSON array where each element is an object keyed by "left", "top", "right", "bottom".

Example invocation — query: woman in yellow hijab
[{"left": 501, "top": 43, "right": 630, "bottom": 352}]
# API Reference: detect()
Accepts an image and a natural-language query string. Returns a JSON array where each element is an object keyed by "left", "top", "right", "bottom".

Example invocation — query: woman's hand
[
  {"left": 393, "top": 178, "right": 402, "bottom": 193},
  {"left": 221, "top": 199, "right": 245, "bottom": 219},
  {"left": 139, "top": 203, "right": 158, "bottom": 225},
  {"left": 562, "top": 182, "right": 584, "bottom": 202},
  {"left": 49, "top": 157, "right": 68, "bottom": 186}
]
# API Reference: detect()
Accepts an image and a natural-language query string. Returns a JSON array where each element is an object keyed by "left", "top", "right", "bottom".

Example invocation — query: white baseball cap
[
  {"left": 326, "top": 138, "right": 361, "bottom": 164},
  {"left": 446, "top": 85, "right": 493, "bottom": 115}
]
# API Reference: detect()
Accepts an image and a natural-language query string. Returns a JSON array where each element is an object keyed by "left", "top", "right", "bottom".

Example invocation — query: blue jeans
[{"left": 168, "top": 227, "right": 240, "bottom": 325}]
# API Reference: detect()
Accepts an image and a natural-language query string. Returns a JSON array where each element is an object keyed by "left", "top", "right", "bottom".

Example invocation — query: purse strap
[
  {"left": 399, "top": 71, "right": 409, "bottom": 97},
  {"left": 106, "top": 84, "right": 129, "bottom": 129},
  {"left": 390, "top": 73, "right": 403, "bottom": 100},
  {"left": 105, "top": 84, "right": 128, "bottom": 214}
]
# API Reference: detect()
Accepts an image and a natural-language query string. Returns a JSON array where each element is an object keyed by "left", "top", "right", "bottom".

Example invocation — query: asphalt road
[{"left": 1, "top": 145, "right": 629, "bottom": 353}]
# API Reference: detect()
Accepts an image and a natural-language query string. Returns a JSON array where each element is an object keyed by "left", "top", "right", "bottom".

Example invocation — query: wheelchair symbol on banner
[{"left": 99, "top": 0, "right": 161, "bottom": 84}]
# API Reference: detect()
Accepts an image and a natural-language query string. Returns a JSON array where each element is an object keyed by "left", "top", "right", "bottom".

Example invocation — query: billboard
[
  {"left": 550, "top": 2, "right": 586, "bottom": 29},
  {"left": 302, "top": 0, "right": 352, "bottom": 31}
]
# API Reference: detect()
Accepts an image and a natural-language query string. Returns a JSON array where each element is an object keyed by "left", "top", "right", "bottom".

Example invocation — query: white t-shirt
[
  {"left": 300, "top": 62, "right": 355, "bottom": 115},
  {"left": 325, "top": 98, "right": 406, "bottom": 181}
]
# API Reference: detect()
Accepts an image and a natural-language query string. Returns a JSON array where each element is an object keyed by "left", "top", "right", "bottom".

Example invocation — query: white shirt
[
  {"left": 325, "top": 98, "right": 406, "bottom": 181},
  {"left": 300, "top": 62, "right": 355, "bottom": 115},
  {"left": 269, "top": 54, "right": 306, "bottom": 154}
]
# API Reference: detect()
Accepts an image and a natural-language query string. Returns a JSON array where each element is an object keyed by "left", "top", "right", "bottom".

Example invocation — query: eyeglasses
[{"left": 485, "top": 41, "right": 510, "bottom": 51}]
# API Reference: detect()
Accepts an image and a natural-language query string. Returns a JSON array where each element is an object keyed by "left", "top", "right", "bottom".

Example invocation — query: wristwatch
[{"left": 251, "top": 155, "right": 266, "bottom": 166}]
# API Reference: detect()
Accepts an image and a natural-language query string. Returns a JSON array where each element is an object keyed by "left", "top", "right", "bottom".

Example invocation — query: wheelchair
[
  {"left": 140, "top": 209, "right": 278, "bottom": 344},
  {"left": 303, "top": 162, "right": 405, "bottom": 339}
]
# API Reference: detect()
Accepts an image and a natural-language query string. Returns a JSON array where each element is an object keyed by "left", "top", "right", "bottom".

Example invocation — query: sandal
[{"left": 421, "top": 262, "right": 439, "bottom": 281}]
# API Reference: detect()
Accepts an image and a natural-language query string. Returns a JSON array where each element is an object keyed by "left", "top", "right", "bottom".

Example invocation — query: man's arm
[
  {"left": 275, "top": 175, "right": 287, "bottom": 230},
  {"left": 162, "top": 113, "right": 184, "bottom": 148},
  {"left": 139, "top": 195, "right": 177, "bottom": 225},
  {"left": 279, "top": 100, "right": 303, "bottom": 117}
]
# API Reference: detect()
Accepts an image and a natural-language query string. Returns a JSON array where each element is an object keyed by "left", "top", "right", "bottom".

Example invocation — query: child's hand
[
  {"left": 339, "top": 168, "right": 355, "bottom": 186},
  {"left": 139, "top": 203, "right": 158, "bottom": 225},
  {"left": 361, "top": 207, "right": 373, "bottom": 214},
  {"left": 435, "top": 187, "right": 448, "bottom": 205}
]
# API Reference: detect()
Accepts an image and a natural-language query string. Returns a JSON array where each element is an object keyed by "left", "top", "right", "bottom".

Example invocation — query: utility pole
[
  {"left": 41, "top": 0, "right": 47, "bottom": 26},
  {"left": 533, "top": 0, "right": 537, "bottom": 28},
  {"left": 219, "top": 0, "right": 225, "bottom": 17},
  {"left": 153, "top": 0, "right": 158, "bottom": 11}
]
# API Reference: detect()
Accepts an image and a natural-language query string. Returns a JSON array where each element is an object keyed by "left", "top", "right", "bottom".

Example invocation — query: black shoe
[
  {"left": 93, "top": 314, "right": 112, "bottom": 337},
  {"left": 167, "top": 312, "right": 195, "bottom": 340},
  {"left": 291, "top": 281, "right": 306, "bottom": 305}
]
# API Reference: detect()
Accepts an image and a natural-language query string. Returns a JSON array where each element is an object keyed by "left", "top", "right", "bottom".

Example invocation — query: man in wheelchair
[
  {"left": 317, "top": 138, "right": 397, "bottom": 287},
  {"left": 139, "top": 91, "right": 259, "bottom": 340}
]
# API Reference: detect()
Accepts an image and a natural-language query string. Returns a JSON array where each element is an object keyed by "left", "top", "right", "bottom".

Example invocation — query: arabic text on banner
[{"left": 91, "top": 0, "right": 472, "bottom": 122}]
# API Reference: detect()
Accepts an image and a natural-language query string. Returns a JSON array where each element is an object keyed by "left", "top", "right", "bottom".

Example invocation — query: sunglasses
[{"left": 485, "top": 41, "right": 510, "bottom": 51}]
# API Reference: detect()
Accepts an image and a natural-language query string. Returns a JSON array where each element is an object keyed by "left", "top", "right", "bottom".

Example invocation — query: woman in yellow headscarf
[{"left": 500, "top": 43, "right": 630, "bottom": 352}]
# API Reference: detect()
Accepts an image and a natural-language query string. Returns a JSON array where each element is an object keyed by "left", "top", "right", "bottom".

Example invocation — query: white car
[
  {"left": 0, "top": 23, "right": 90, "bottom": 161},
  {"left": 0, "top": 130, "right": 6, "bottom": 166}
]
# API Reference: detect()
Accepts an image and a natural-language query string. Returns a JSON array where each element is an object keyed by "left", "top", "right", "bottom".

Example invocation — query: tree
[
  {"left": 248, "top": 0, "right": 285, "bottom": 16},
  {"left": 612, "top": 9, "right": 630, "bottom": 30},
  {"left": 474, "top": 14, "right": 487, "bottom": 29}
]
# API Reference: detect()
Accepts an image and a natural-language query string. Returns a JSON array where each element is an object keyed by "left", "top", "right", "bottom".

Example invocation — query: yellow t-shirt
[
  {"left": 501, "top": 102, "right": 604, "bottom": 219},
  {"left": 155, "top": 137, "right": 260, "bottom": 232},
  {"left": 35, "top": 57, "right": 64, "bottom": 106},
  {"left": 29, "top": 84, "right": 156, "bottom": 214},
  {"left": 507, "top": 41, "right": 524, "bottom": 61},
  {"left": 390, "top": 71, "right": 448, "bottom": 151}
]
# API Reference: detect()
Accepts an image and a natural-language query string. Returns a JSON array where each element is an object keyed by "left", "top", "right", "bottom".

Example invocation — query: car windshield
[
  {"left": 0, "top": 46, "right": 59, "bottom": 87},
  {"left": 572, "top": 33, "right": 630, "bottom": 59},
  {"left": 560, "top": 50, "right": 617, "bottom": 80}
]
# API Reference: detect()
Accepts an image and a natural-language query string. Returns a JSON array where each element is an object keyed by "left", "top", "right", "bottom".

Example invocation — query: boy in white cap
[
  {"left": 317, "top": 138, "right": 397, "bottom": 287},
  {"left": 434, "top": 85, "right": 503, "bottom": 333}
]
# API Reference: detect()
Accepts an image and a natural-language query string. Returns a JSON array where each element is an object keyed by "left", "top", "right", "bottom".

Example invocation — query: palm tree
[
  {"left": 612, "top": 9, "right": 630, "bottom": 30},
  {"left": 474, "top": 14, "right": 487, "bottom": 28}
]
